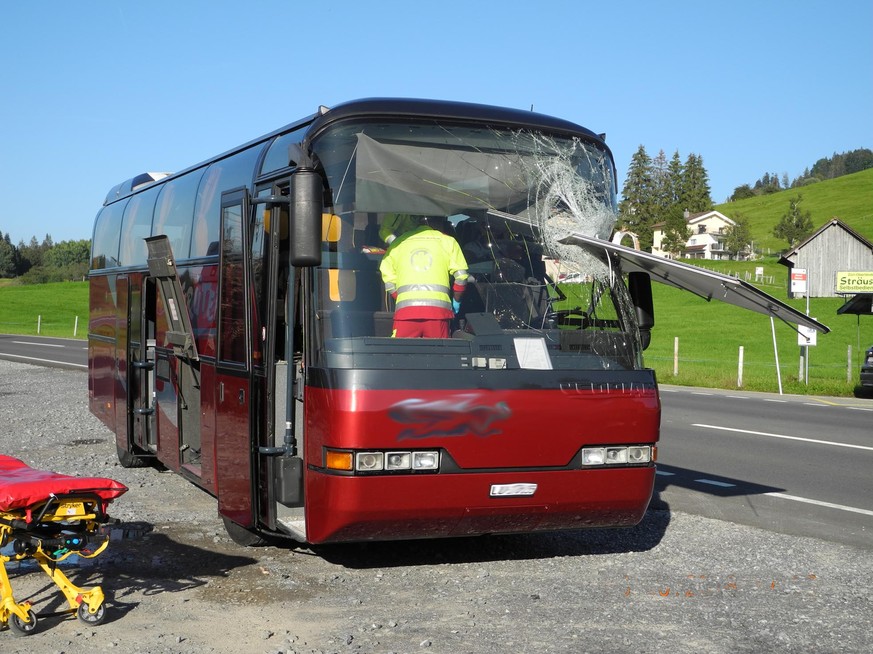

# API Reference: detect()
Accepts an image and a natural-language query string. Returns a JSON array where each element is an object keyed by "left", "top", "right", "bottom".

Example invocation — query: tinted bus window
[
  {"left": 218, "top": 200, "right": 247, "bottom": 364},
  {"left": 190, "top": 146, "right": 263, "bottom": 258},
  {"left": 90, "top": 200, "right": 128, "bottom": 269},
  {"left": 260, "top": 128, "right": 307, "bottom": 175},
  {"left": 118, "top": 185, "right": 159, "bottom": 266},
  {"left": 153, "top": 170, "right": 203, "bottom": 260}
]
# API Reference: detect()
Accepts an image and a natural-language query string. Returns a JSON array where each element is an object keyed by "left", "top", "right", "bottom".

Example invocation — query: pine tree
[
  {"left": 680, "top": 154, "right": 713, "bottom": 213},
  {"left": 650, "top": 149, "right": 671, "bottom": 226},
  {"left": 666, "top": 151, "right": 684, "bottom": 210},
  {"left": 0, "top": 232, "right": 18, "bottom": 278},
  {"left": 618, "top": 145, "right": 657, "bottom": 250}
]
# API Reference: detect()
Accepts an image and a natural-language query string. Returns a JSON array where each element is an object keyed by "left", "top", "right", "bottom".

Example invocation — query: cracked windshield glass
[{"left": 310, "top": 119, "right": 644, "bottom": 371}]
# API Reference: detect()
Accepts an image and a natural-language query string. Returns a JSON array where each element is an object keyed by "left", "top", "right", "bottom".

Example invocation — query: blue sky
[{"left": 1, "top": 0, "right": 870, "bottom": 246}]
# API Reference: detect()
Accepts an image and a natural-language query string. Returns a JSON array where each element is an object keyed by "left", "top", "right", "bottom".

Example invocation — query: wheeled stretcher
[{"left": 0, "top": 455, "right": 127, "bottom": 636}]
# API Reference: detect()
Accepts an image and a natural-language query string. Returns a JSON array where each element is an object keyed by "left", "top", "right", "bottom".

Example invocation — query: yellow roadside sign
[{"left": 835, "top": 271, "right": 873, "bottom": 294}]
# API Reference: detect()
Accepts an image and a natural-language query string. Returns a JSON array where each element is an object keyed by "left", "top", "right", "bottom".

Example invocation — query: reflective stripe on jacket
[{"left": 380, "top": 226, "right": 468, "bottom": 320}]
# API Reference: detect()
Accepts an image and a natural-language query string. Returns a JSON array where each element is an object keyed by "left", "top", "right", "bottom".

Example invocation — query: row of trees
[
  {"left": 617, "top": 146, "right": 714, "bottom": 252},
  {"left": 728, "top": 148, "right": 873, "bottom": 201},
  {"left": 617, "top": 143, "right": 861, "bottom": 259},
  {"left": 0, "top": 232, "right": 90, "bottom": 283}
]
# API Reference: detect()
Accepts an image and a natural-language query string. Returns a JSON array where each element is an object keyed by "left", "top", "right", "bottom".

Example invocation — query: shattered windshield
[{"left": 308, "top": 119, "right": 644, "bottom": 372}]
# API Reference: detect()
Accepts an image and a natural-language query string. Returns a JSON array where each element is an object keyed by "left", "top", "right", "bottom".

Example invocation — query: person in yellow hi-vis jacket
[
  {"left": 379, "top": 216, "right": 469, "bottom": 338},
  {"left": 379, "top": 213, "right": 420, "bottom": 245}
]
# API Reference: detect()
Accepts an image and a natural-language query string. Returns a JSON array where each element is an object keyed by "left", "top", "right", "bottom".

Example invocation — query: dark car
[{"left": 861, "top": 345, "right": 873, "bottom": 388}]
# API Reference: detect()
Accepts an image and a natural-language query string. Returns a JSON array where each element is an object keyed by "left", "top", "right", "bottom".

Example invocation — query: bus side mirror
[
  {"left": 289, "top": 169, "right": 323, "bottom": 267},
  {"left": 628, "top": 271, "right": 654, "bottom": 350}
]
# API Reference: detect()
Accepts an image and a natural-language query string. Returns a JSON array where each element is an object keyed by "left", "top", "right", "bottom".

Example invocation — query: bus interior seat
[{"left": 353, "top": 213, "right": 382, "bottom": 248}]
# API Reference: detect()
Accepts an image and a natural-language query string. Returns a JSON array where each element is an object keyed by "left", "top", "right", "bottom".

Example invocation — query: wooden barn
[{"left": 778, "top": 218, "right": 873, "bottom": 298}]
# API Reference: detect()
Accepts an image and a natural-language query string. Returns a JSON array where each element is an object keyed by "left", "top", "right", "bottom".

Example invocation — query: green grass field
[
  {"left": 645, "top": 259, "right": 872, "bottom": 396},
  {"left": 714, "top": 168, "right": 873, "bottom": 255},
  {"left": 0, "top": 281, "right": 89, "bottom": 338}
]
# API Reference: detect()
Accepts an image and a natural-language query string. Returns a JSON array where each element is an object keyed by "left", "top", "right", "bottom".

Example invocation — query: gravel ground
[{"left": 0, "top": 358, "right": 871, "bottom": 654}]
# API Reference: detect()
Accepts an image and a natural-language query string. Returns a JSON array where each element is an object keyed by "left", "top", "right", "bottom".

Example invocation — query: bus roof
[
  {"left": 308, "top": 97, "right": 606, "bottom": 144},
  {"left": 102, "top": 98, "right": 609, "bottom": 206}
]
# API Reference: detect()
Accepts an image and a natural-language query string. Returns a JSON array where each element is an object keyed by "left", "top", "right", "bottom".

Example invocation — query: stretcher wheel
[
  {"left": 8, "top": 609, "right": 38, "bottom": 636},
  {"left": 77, "top": 602, "right": 107, "bottom": 626}
]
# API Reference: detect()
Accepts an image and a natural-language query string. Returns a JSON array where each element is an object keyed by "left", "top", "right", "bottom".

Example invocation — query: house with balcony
[{"left": 651, "top": 210, "right": 743, "bottom": 260}]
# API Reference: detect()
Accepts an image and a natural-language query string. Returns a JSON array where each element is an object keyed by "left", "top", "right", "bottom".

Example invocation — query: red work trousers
[{"left": 392, "top": 319, "right": 450, "bottom": 338}]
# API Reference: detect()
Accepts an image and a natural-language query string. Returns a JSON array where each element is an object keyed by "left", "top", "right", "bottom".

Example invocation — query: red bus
[{"left": 88, "top": 98, "right": 827, "bottom": 545}]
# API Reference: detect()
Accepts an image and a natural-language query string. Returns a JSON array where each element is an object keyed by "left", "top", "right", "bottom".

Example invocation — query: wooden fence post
[{"left": 737, "top": 346, "right": 744, "bottom": 388}]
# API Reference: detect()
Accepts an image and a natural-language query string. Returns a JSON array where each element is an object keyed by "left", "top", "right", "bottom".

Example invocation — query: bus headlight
[
  {"left": 327, "top": 448, "right": 441, "bottom": 474},
  {"left": 627, "top": 446, "right": 652, "bottom": 463},
  {"left": 581, "top": 445, "right": 652, "bottom": 466},
  {"left": 412, "top": 451, "right": 439, "bottom": 470},
  {"left": 356, "top": 452, "right": 384, "bottom": 471},
  {"left": 582, "top": 448, "right": 606, "bottom": 465},
  {"left": 385, "top": 452, "right": 411, "bottom": 470}
]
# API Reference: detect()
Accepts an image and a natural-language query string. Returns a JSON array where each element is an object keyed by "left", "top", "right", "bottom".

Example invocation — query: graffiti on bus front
[{"left": 389, "top": 395, "right": 512, "bottom": 441}]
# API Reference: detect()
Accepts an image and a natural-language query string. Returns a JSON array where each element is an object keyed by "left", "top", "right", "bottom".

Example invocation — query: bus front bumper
[{"left": 301, "top": 466, "right": 656, "bottom": 544}]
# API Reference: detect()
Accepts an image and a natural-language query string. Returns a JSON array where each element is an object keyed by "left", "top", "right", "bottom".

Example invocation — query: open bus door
[
  {"left": 212, "top": 189, "right": 258, "bottom": 538},
  {"left": 112, "top": 275, "right": 132, "bottom": 464},
  {"left": 145, "top": 236, "right": 202, "bottom": 479},
  {"left": 230, "top": 170, "right": 322, "bottom": 545},
  {"left": 121, "top": 276, "right": 157, "bottom": 467}
]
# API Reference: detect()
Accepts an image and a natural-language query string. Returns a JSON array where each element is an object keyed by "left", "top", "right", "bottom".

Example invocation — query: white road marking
[
  {"left": 0, "top": 353, "right": 86, "bottom": 369},
  {"left": 693, "top": 423, "right": 873, "bottom": 452},
  {"left": 11, "top": 340, "right": 64, "bottom": 348},
  {"left": 764, "top": 492, "right": 873, "bottom": 517},
  {"left": 695, "top": 479, "right": 736, "bottom": 488}
]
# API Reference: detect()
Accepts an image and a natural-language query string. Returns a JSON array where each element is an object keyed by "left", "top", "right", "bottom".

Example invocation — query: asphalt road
[
  {"left": 656, "top": 384, "right": 873, "bottom": 550},
  {"left": 2, "top": 335, "right": 870, "bottom": 551},
  {"left": 0, "top": 333, "right": 87, "bottom": 369}
]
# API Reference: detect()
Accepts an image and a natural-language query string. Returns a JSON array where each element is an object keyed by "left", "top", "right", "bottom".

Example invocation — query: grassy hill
[
  {"left": 648, "top": 169, "right": 873, "bottom": 396},
  {"left": 714, "top": 168, "right": 873, "bottom": 255}
]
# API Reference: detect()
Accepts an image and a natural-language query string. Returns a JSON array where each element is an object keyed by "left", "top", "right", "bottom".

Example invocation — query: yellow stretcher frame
[{"left": 1, "top": 493, "right": 114, "bottom": 636}]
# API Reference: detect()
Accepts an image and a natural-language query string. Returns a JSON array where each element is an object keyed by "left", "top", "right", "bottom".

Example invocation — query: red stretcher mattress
[{"left": 0, "top": 455, "right": 127, "bottom": 512}]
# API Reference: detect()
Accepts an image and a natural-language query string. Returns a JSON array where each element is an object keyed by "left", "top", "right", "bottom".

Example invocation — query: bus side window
[
  {"left": 119, "top": 186, "right": 159, "bottom": 266},
  {"left": 91, "top": 201, "right": 127, "bottom": 269},
  {"left": 153, "top": 171, "right": 202, "bottom": 260},
  {"left": 218, "top": 201, "right": 247, "bottom": 365},
  {"left": 191, "top": 145, "right": 264, "bottom": 259}
]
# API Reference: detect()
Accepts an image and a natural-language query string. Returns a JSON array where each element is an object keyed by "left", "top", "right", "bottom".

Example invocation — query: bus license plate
[{"left": 490, "top": 483, "right": 538, "bottom": 497}]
